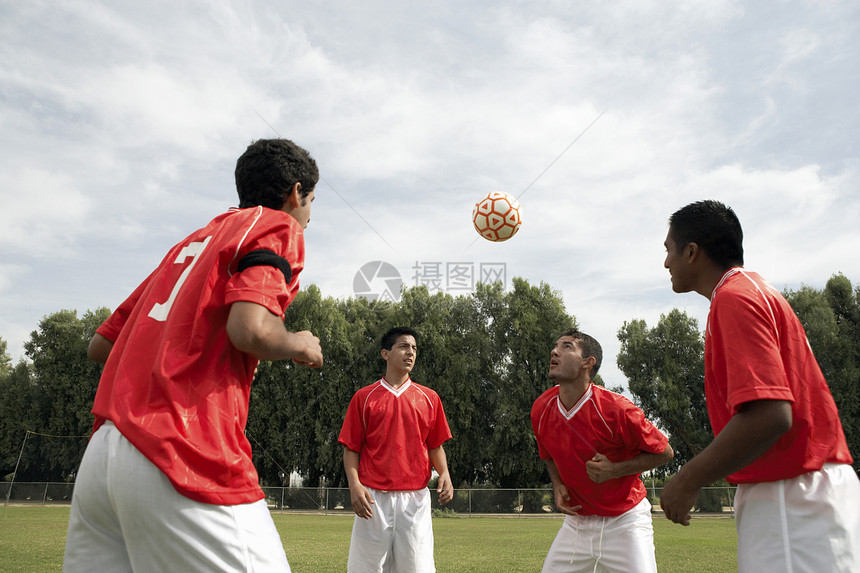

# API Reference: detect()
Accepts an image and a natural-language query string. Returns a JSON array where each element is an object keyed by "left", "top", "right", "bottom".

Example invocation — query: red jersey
[
  {"left": 705, "top": 268, "right": 852, "bottom": 484},
  {"left": 531, "top": 384, "right": 668, "bottom": 516},
  {"left": 338, "top": 378, "right": 452, "bottom": 491},
  {"left": 92, "top": 206, "right": 305, "bottom": 505}
]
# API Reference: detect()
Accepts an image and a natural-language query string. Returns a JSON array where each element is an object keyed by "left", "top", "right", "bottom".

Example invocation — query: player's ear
[
  {"left": 584, "top": 356, "right": 596, "bottom": 371},
  {"left": 685, "top": 242, "right": 700, "bottom": 262},
  {"left": 381, "top": 348, "right": 389, "bottom": 362},
  {"left": 282, "top": 183, "right": 302, "bottom": 209}
]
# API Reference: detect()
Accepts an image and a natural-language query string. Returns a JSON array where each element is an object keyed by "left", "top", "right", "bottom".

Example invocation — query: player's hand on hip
[
  {"left": 290, "top": 330, "right": 323, "bottom": 368},
  {"left": 659, "top": 474, "right": 697, "bottom": 526},
  {"left": 349, "top": 484, "right": 374, "bottom": 519},
  {"left": 585, "top": 453, "right": 616, "bottom": 483},
  {"left": 553, "top": 483, "right": 582, "bottom": 516},
  {"left": 436, "top": 472, "right": 454, "bottom": 505}
]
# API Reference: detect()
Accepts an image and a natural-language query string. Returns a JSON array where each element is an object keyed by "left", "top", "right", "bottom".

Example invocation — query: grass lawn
[
  {"left": 0, "top": 507, "right": 737, "bottom": 572},
  {"left": 0, "top": 506, "right": 71, "bottom": 572}
]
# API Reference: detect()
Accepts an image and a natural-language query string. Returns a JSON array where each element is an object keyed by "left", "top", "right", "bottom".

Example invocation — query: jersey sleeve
[
  {"left": 338, "top": 393, "right": 365, "bottom": 453},
  {"left": 711, "top": 290, "right": 795, "bottom": 413},
  {"left": 622, "top": 404, "right": 668, "bottom": 454},
  {"left": 224, "top": 212, "right": 305, "bottom": 318},
  {"left": 530, "top": 396, "right": 552, "bottom": 460},
  {"left": 224, "top": 266, "right": 292, "bottom": 318},
  {"left": 424, "top": 392, "right": 452, "bottom": 450},
  {"left": 96, "top": 267, "right": 158, "bottom": 342}
]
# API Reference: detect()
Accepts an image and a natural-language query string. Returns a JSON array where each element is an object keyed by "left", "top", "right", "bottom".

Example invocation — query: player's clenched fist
[
  {"left": 290, "top": 330, "right": 323, "bottom": 368},
  {"left": 585, "top": 453, "right": 617, "bottom": 484}
]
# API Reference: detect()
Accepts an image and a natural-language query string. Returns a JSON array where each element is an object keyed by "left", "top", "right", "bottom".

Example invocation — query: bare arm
[
  {"left": 586, "top": 444, "right": 674, "bottom": 484},
  {"left": 226, "top": 301, "right": 323, "bottom": 365},
  {"left": 344, "top": 447, "right": 374, "bottom": 519},
  {"left": 87, "top": 333, "right": 114, "bottom": 364},
  {"left": 429, "top": 445, "right": 453, "bottom": 505},
  {"left": 544, "top": 458, "right": 582, "bottom": 516},
  {"left": 660, "top": 399, "right": 792, "bottom": 525}
]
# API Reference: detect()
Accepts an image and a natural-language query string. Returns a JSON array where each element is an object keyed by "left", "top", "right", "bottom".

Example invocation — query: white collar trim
[
  {"left": 380, "top": 377, "right": 412, "bottom": 396},
  {"left": 556, "top": 384, "right": 593, "bottom": 420},
  {"left": 711, "top": 267, "right": 743, "bottom": 300}
]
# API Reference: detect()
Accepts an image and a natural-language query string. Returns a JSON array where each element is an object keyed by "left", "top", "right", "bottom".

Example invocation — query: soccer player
[
  {"left": 63, "top": 138, "right": 324, "bottom": 572},
  {"left": 531, "top": 329, "right": 674, "bottom": 573},
  {"left": 659, "top": 200, "right": 860, "bottom": 572},
  {"left": 338, "top": 326, "right": 453, "bottom": 573}
]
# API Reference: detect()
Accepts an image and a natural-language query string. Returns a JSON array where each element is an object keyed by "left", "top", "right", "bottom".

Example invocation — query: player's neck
[
  {"left": 692, "top": 257, "right": 739, "bottom": 300},
  {"left": 383, "top": 370, "right": 410, "bottom": 388},
  {"left": 557, "top": 377, "right": 591, "bottom": 410}
]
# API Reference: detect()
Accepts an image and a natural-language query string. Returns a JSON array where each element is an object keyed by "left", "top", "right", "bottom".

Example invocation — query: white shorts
[
  {"left": 347, "top": 487, "right": 435, "bottom": 573},
  {"left": 735, "top": 463, "right": 860, "bottom": 573},
  {"left": 541, "top": 497, "right": 657, "bottom": 573},
  {"left": 63, "top": 422, "right": 290, "bottom": 573}
]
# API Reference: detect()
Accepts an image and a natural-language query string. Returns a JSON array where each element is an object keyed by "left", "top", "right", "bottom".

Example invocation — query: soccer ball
[{"left": 472, "top": 192, "right": 522, "bottom": 242}]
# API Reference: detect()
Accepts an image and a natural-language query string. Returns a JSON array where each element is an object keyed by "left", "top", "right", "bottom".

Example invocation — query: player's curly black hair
[
  {"left": 668, "top": 200, "right": 744, "bottom": 268},
  {"left": 234, "top": 138, "right": 319, "bottom": 210},
  {"left": 559, "top": 329, "right": 603, "bottom": 380}
]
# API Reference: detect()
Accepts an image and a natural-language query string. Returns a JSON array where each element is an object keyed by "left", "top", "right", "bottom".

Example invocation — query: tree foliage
[
  {"left": 248, "top": 279, "right": 576, "bottom": 489},
  {"left": 3, "top": 271, "right": 857, "bottom": 487},
  {"left": 619, "top": 273, "right": 860, "bottom": 477},
  {"left": 616, "top": 310, "right": 711, "bottom": 474},
  {"left": 0, "top": 309, "right": 109, "bottom": 481},
  {"left": 0, "top": 347, "right": 35, "bottom": 480},
  {"left": 784, "top": 274, "right": 860, "bottom": 472},
  {"left": 0, "top": 338, "right": 11, "bottom": 379},
  {"left": 2, "top": 282, "right": 576, "bottom": 487}
]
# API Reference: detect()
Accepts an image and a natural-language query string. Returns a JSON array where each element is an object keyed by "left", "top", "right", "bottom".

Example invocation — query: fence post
[
  {"left": 4, "top": 431, "right": 29, "bottom": 507},
  {"left": 728, "top": 486, "right": 735, "bottom": 517}
]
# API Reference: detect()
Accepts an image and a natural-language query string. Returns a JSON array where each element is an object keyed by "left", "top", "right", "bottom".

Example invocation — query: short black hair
[
  {"left": 668, "top": 200, "right": 744, "bottom": 268},
  {"left": 559, "top": 329, "right": 602, "bottom": 380},
  {"left": 235, "top": 138, "right": 319, "bottom": 210},
  {"left": 381, "top": 326, "right": 419, "bottom": 351}
]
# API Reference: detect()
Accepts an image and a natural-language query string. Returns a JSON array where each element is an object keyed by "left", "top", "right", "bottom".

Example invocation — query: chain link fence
[
  {"left": 3, "top": 482, "right": 737, "bottom": 516},
  {"left": 2, "top": 482, "right": 76, "bottom": 506}
]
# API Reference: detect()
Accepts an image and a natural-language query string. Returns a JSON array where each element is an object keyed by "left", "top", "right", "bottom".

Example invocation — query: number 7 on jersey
[{"left": 148, "top": 237, "right": 212, "bottom": 322}]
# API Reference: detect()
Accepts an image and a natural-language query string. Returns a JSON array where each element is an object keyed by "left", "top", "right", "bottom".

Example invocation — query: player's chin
[{"left": 669, "top": 276, "right": 690, "bottom": 294}]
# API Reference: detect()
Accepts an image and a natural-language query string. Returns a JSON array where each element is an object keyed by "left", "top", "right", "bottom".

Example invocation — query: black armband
[{"left": 237, "top": 249, "right": 292, "bottom": 284}]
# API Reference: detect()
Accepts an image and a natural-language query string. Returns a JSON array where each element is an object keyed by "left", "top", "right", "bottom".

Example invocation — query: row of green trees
[
  {"left": 617, "top": 273, "right": 860, "bottom": 475},
  {"left": 1, "top": 274, "right": 858, "bottom": 489},
  {"left": 242, "top": 279, "right": 578, "bottom": 488},
  {"left": 0, "top": 279, "right": 577, "bottom": 487},
  {"left": 0, "top": 309, "right": 108, "bottom": 483}
]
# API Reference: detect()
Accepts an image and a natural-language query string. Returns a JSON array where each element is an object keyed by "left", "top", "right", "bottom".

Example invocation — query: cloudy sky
[{"left": 2, "top": 0, "right": 859, "bottom": 390}]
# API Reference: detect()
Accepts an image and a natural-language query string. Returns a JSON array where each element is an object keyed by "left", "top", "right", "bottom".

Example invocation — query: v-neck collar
[
  {"left": 380, "top": 377, "right": 412, "bottom": 396},
  {"left": 556, "top": 384, "right": 593, "bottom": 420}
]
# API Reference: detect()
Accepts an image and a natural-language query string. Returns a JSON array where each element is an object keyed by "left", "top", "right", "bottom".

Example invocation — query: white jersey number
[{"left": 148, "top": 236, "right": 212, "bottom": 322}]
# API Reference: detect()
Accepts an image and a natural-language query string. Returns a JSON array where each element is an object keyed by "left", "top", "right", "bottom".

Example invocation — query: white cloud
[
  {"left": 0, "top": 167, "right": 92, "bottom": 256},
  {"left": 0, "top": 265, "right": 30, "bottom": 297},
  {"left": 768, "top": 27, "right": 821, "bottom": 87},
  {"left": 1, "top": 0, "right": 859, "bottom": 379}
]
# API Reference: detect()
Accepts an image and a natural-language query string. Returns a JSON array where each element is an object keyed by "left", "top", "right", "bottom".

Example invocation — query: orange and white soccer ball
[{"left": 472, "top": 191, "right": 522, "bottom": 242}]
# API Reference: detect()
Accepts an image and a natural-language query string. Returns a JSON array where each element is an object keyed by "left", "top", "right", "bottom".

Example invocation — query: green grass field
[{"left": 0, "top": 507, "right": 737, "bottom": 572}]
